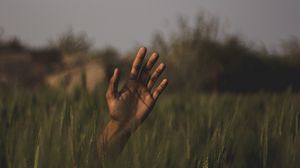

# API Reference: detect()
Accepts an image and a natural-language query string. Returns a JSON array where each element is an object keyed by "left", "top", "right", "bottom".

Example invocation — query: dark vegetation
[
  {"left": 150, "top": 15, "right": 300, "bottom": 92},
  {"left": 1, "top": 14, "right": 300, "bottom": 92},
  {"left": 0, "top": 38, "right": 62, "bottom": 88}
]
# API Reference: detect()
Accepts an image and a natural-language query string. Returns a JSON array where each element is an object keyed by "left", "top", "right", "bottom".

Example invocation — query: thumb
[{"left": 106, "top": 68, "right": 120, "bottom": 99}]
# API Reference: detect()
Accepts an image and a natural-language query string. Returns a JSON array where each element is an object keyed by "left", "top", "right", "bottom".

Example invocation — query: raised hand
[
  {"left": 97, "top": 47, "right": 168, "bottom": 159},
  {"left": 106, "top": 47, "right": 168, "bottom": 131}
]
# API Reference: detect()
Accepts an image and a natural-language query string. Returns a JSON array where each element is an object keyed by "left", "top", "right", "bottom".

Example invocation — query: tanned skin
[{"left": 96, "top": 47, "right": 168, "bottom": 161}]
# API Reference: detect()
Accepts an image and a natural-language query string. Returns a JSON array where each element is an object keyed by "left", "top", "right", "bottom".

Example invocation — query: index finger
[{"left": 129, "top": 47, "right": 147, "bottom": 80}]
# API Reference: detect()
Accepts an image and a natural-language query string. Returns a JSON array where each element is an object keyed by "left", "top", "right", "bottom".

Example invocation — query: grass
[{"left": 0, "top": 87, "right": 300, "bottom": 168}]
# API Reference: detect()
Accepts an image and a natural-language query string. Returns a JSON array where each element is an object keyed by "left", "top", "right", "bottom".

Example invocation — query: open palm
[{"left": 105, "top": 47, "right": 167, "bottom": 131}]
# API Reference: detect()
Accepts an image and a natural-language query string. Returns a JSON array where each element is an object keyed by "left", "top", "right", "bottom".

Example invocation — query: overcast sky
[{"left": 0, "top": 0, "right": 299, "bottom": 51}]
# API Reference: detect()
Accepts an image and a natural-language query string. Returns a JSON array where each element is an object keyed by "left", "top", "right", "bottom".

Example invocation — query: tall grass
[{"left": 0, "top": 88, "right": 300, "bottom": 168}]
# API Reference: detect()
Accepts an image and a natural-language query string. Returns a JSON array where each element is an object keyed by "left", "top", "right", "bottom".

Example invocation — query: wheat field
[{"left": 0, "top": 88, "right": 300, "bottom": 168}]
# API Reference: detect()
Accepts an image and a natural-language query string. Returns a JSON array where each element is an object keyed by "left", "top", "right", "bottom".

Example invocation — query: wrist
[
  {"left": 110, "top": 118, "right": 139, "bottom": 134},
  {"left": 108, "top": 119, "right": 131, "bottom": 135}
]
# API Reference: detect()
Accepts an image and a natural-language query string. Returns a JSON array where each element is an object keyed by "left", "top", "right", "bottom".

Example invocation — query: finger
[
  {"left": 129, "top": 47, "right": 147, "bottom": 80},
  {"left": 139, "top": 52, "right": 159, "bottom": 83},
  {"left": 147, "top": 63, "right": 166, "bottom": 90},
  {"left": 152, "top": 78, "right": 168, "bottom": 100},
  {"left": 106, "top": 68, "right": 120, "bottom": 99}
]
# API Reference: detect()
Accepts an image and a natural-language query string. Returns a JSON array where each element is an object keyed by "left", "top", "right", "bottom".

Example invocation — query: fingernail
[{"left": 153, "top": 52, "right": 159, "bottom": 57}]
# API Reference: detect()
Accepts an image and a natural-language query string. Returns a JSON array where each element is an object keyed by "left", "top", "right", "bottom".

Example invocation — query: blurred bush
[
  {"left": 48, "top": 29, "right": 92, "bottom": 54},
  {"left": 281, "top": 36, "right": 300, "bottom": 65},
  {"left": 149, "top": 13, "right": 300, "bottom": 93}
]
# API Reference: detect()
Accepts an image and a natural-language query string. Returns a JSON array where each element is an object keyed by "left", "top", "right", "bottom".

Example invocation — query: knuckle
[
  {"left": 131, "top": 69, "right": 138, "bottom": 75},
  {"left": 147, "top": 82, "right": 153, "bottom": 88},
  {"left": 152, "top": 75, "right": 158, "bottom": 81},
  {"left": 110, "top": 77, "right": 115, "bottom": 84},
  {"left": 158, "top": 84, "right": 165, "bottom": 90},
  {"left": 158, "top": 66, "right": 164, "bottom": 72},
  {"left": 153, "top": 91, "right": 159, "bottom": 97},
  {"left": 149, "top": 56, "right": 158, "bottom": 64},
  {"left": 105, "top": 92, "right": 111, "bottom": 99},
  {"left": 157, "top": 87, "right": 162, "bottom": 92}
]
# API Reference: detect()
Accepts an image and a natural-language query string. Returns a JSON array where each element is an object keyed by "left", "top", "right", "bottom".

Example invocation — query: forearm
[{"left": 96, "top": 120, "right": 132, "bottom": 160}]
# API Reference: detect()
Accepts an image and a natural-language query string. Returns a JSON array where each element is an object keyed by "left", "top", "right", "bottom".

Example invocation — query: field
[{"left": 1, "top": 87, "right": 300, "bottom": 168}]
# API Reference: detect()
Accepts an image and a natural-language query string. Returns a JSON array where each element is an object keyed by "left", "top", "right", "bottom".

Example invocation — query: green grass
[{"left": 1, "top": 88, "right": 300, "bottom": 168}]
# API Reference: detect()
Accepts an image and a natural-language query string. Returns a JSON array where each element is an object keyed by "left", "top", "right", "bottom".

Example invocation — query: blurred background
[
  {"left": 0, "top": 0, "right": 300, "bottom": 92},
  {"left": 0, "top": 0, "right": 300, "bottom": 167}
]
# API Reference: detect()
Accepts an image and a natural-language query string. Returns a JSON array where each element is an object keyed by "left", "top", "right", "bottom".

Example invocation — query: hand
[
  {"left": 97, "top": 47, "right": 168, "bottom": 159},
  {"left": 105, "top": 47, "right": 168, "bottom": 132}
]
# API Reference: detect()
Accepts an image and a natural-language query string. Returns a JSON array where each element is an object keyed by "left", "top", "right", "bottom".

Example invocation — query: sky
[{"left": 0, "top": 0, "right": 299, "bottom": 52}]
